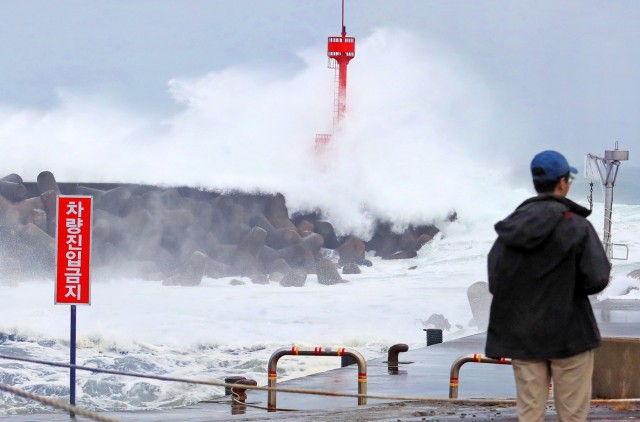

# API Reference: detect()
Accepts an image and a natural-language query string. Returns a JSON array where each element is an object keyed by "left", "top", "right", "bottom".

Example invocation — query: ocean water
[{"left": 0, "top": 199, "right": 638, "bottom": 415}]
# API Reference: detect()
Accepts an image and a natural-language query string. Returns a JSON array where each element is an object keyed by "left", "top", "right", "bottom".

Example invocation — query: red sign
[{"left": 55, "top": 196, "right": 93, "bottom": 305}]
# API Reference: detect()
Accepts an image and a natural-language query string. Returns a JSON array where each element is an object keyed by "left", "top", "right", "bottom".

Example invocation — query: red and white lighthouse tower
[{"left": 315, "top": 0, "right": 356, "bottom": 151}]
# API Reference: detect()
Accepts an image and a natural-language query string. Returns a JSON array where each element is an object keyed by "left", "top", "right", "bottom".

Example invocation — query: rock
[
  {"left": 19, "top": 222, "right": 55, "bottom": 255},
  {"left": 316, "top": 258, "right": 344, "bottom": 285},
  {"left": 92, "top": 210, "right": 128, "bottom": 255},
  {"left": 269, "top": 272, "right": 285, "bottom": 283},
  {"left": 76, "top": 185, "right": 106, "bottom": 198},
  {"left": 302, "top": 250, "right": 317, "bottom": 274},
  {"left": 280, "top": 268, "right": 307, "bottom": 287},
  {"left": 628, "top": 269, "right": 640, "bottom": 280},
  {"left": 257, "top": 246, "right": 279, "bottom": 269},
  {"left": 162, "top": 251, "right": 208, "bottom": 286},
  {"left": 160, "top": 188, "right": 183, "bottom": 210},
  {"left": 301, "top": 233, "right": 324, "bottom": 254},
  {"left": 336, "top": 236, "right": 366, "bottom": 266},
  {"left": 232, "top": 250, "right": 260, "bottom": 277},
  {"left": 209, "top": 243, "right": 237, "bottom": 267},
  {"left": 123, "top": 210, "right": 163, "bottom": 257},
  {"left": 1, "top": 173, "right": 23, "bottom": 184},
  {"left": 398, "top": 231, "right": 420, "bottom": 252},
  {"left": 342, "top": 263, "right": 361, "bottom": 274},
  {"left": 383, "top": 250, "right": 418, "bottom": 260},
  {"left": 250, "top": 273, "right": 269, "bottom": 285},
  {"left": 422, "top": 313, "right": 451, "bottom": 331},
  {"left": 408, "top": 265, "right": 418, "bottom": 270},
  {"left": 204, "top": 257, "right": 232, "bottom": 279},
  {"left": 358, "top": 258, "right": 373, "bottom": 267},
  {"left": 212, "top": 195, "right": 238, "bottom": 226},
  {"left": 95, "top": 186, "right": 133, "bottom": 216},
  {"left": 367, "top": 222, "right": 398, "bottom": 258},
  {"left": 0, "top": 178, "right": 448, "bottom": 284},
  {"left": 266, "top": 228, "right": 301, "bottom": 249},
  {"left": 190, "top": 201, "right": 214, "bottom": 234},
  {"left": 0, "top": 195, "right": 12, "bottom": 215},
  {"left": 275, "top": 244, "right": 307, "bottom": 268},
  {"left": 266, "top": 193, "right": 295, "bottom": 229},
  {"left": 229, "top": 279, "right": 246, "bottom": 286},
  {"left": 319, "top": 247, "right": 340, "bottom": 264},
  {"left": 416, "top": 233, "right": 434, "bottom": 249},
  {"left": 229, "top": 203, "right": 245, "bottom": 225},
  {"left": 40, "top": 189, "right": 58, "bottom": 236},
  {"left": 140, "top": 190, "right": 164, "bottom": 212},
  {"left": 13, "top": 197, "right": 44, "bottom": 226},
  {"left": 219, "top": 223, "right": 251, "bottom": 245},
  {"left": 368, "top": 222, "right": 439, "bottom": 258},
  {"left": 36, "top": 171, "right": 60, "bottom": 195},
  {"left": 28, "top": 209, "right": 48, "bottom": 232},
  {"left": 237, "top": 226, "right": 268, "bottom": 257},
  {"left": 249, "top": 213, "right": 276, "bottom": 234},
  {"left": 267, "top": 258, "right": 291, "bottom": 275},
  {"left": 0, "top": 180, "right": 27, "bottom": 202},
  {"left": 296, "top": 219, "right": 315, "bottom": 234},
  {"left": 314, "top": 221, "right": 339, "bottom": 249}
]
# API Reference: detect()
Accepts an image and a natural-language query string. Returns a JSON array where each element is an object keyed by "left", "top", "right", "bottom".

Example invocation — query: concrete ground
[{"left": 5, "top": 398, "right": 637, "bottom": 421}]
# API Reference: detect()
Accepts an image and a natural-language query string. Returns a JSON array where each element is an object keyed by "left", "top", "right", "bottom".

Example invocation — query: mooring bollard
[
  {"left": 424, "top": 328, "right": 443, "bottom": 346},
  {"left": 386, "top": 343, "right": 410, "bottom": 375},
  {"left": 230, "top": 378, "right": 257, "bottom": 403},
  {"left": 224, "top": 376, "right": 246, "bottom": 396},
  {"left": 387, "top": 343, "right": 409, "bottom": 365}
]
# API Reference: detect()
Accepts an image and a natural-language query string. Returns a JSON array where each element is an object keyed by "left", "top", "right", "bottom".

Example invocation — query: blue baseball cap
[{"left": 530, "top": 150, "right": 578, "bottom": 182}]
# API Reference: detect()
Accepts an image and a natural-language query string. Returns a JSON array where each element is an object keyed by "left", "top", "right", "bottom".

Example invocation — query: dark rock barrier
[{"left": 0, "top": 172, "right": 441, "bottom": 286}]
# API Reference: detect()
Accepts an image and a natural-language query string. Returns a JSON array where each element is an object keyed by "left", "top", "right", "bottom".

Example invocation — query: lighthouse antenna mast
[
  {"left": 342, "top": 0, "right": 346, "bottom": 35},
  {"left": 315, "top": 0, "right": 356, "bottom": 153}
]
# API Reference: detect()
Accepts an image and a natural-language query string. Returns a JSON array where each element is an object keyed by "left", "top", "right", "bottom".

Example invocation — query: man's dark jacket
[{"left": 485, "top": 195, "right": 610, "bottom": 359}]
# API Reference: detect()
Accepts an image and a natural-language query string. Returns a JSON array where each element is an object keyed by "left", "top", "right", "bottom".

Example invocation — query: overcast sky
[{"left": 0, "top": 1, "right": 637, "bottom": 208}]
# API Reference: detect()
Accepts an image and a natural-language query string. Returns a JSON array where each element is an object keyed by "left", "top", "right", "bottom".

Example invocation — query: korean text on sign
[{"left": 55, "top": 196, "right": 92, "bottom": 305}]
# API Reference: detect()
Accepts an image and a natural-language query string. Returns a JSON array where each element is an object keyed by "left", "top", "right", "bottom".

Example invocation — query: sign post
[{"left": 55, "top": 196, "right": 93, "bottom": 418}]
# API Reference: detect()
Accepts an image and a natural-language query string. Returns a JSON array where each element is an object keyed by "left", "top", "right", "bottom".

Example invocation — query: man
[{"left": 485, "top": 150, "right": 611, "bottom": 421}]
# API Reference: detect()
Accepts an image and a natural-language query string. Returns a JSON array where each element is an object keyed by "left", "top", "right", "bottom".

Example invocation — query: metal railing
[
  {"left": 449, "top": 353, "right": 512, "bottom": 398},
  {"left": 267, "top": 346, "right": 366, "bottom": 410}
]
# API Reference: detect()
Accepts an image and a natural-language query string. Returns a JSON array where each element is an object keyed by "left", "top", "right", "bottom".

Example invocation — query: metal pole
[
  {"left": 70, "top": 305, "right": 76, "bottom": 419},
  {"left": 449, "top": 354, "right": 511, "bottom": 399},
  {"left": 602, "top": 162, "right": 620, "bottom": 260},
  {"left": 267, "top": 346, "right": 366, "bottom": 410},
  {"left": 603, "top": 174, "right": 614, "bottom": 260},
  {"left": 341, "top": 0, "right": 345, "bottom": 35},
  {"left": 589, "top": 146, "right": 629, "bottom": 260}
]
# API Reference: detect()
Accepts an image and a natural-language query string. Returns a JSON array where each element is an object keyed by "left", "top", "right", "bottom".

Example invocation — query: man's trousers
[{"left": 511, "top": 349, "right": 594, "bottom": 422}]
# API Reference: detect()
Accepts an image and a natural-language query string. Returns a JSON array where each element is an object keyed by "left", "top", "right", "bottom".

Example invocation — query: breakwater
[{"left": 0, "top": 171, "right": 442, "bottom": 286}]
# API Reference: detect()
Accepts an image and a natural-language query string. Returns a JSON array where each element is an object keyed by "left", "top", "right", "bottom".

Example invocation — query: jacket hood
[{"left": 494, "top": 195, "right": 591, "bottom": 249}]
